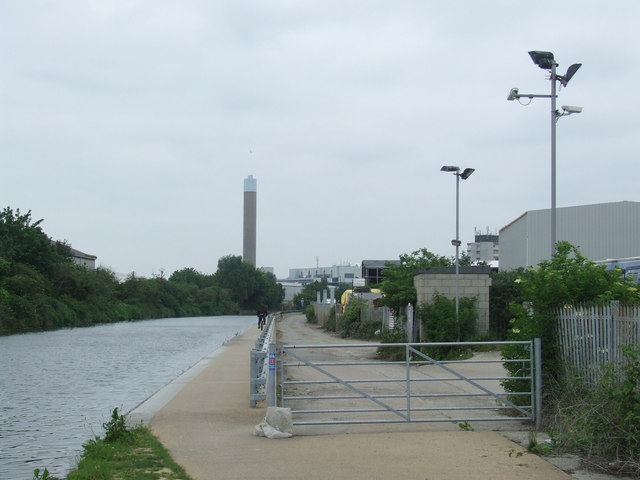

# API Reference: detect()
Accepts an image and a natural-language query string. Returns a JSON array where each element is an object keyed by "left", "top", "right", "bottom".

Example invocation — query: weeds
[
  {"left": 545, "top": 344, "right": 640, "bottom": 476},
  {"left": 527, "top": 430, "right": 554, "bottom": 455},
  {"left": 103, "top": 407, "right": 130, "bottom": 443},
  {"left": 457, "top": 421, "right": 474, "bottom": 432},
  {"left": 32, "top": 468, "right": 62, "bottom": 480},
  {"left": 33, "top": 407, "right": 192, "bottom": 480}
]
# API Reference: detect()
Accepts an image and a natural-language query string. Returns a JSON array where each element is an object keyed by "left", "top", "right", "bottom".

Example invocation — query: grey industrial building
[{"left": 499, "top": 201, "right": 640, "bottom": 270}]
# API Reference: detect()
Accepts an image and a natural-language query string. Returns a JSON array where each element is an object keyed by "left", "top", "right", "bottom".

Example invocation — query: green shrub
[
  {"left": 377, "top": 326, "right": 408, "bottom": 360},
  {"left": 325, "top": 307, "right": 336, "bottom": 331},
  {"left": 102, "top": 408, "right": 130, "bottom": 444},
  {"left": 339, "top": 300, "right": 381, "bottom": 339},
  {"left": 417, "top": 294, "right": 477, "bottom": 360},
  {"left": 548, "top": 345, "right": 640, "bottom": 474},
  {"left": 304, "top": 305, "right": 316, "bottom": 323}
]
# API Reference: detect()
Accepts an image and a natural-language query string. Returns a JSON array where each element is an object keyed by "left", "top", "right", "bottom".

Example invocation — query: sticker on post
[{"left": 269, "top": 352, "right": 276, "bottom": 371}]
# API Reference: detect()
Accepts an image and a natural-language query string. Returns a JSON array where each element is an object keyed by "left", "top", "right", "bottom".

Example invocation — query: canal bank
[{"left": 142, "top": 318, "right": 587, "bottom": 480}]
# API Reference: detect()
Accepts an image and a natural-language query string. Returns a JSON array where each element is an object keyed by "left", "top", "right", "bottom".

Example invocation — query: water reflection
[{"left": 0, "top": 316, "right": 254, "bottom": 480}]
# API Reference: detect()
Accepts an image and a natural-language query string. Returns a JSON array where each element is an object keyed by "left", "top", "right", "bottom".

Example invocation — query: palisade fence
[
  {"left": 555, "top": 302, "right": 640, "bottom": 386},
  {"left": 314, "top": 303, "right": 403, "bottom": 335}
]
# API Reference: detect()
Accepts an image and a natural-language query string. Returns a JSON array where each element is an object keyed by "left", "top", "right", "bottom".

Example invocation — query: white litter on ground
[{"left": 254, "top": 407, "right": 294, "bottom": 439}]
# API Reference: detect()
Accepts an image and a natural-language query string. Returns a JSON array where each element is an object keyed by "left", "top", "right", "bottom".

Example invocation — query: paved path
[{"left": 144, "top": 320, "right": 578, "bottom": 480}]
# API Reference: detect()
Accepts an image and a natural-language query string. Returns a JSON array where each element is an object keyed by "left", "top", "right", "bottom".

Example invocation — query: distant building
[
  {"left": 499, "top": 201, "right": 640, "bottom": 270},
  {"left": 467, "top": 228, "right": 499, "bottom": 265},
  {"left": 70, "top": 247, "right": 97, "bottom": 269},
  {"left": 286, "top": 264, "right": 360, "bottom": 285},
  {"left": 361, "top": 260, "right": 400, "bottom": 285},
  {"left": 279, "top": 281, "right": 305, "bottom": 302}
]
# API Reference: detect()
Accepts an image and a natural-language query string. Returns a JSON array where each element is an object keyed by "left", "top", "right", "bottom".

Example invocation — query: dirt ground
[{"left": 277, "top": 313, "right": 635, "bottom": 480}]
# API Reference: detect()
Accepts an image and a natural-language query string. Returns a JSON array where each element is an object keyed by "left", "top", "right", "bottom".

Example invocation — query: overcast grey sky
[{"left": 1, "top": 1, "right": 638, "bottom": 279}]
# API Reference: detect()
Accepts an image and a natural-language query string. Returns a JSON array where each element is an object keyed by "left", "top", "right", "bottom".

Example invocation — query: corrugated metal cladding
[{"left": 499, "top": 201, "right": 640, "bottom": 270}]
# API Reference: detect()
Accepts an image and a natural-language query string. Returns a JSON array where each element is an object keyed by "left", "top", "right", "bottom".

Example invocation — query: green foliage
[
  {"left": 378, "top": 248, "right": 454, "bottom": 314},
  {"left": 0, "top": 207, "right": 71, "bottom": 275},
  {"left": 325, "top": 306, "right": 337, "bottom": 332},
  {"left": 458, "top": 421, "right": 474, "bottom": 432},
  {"left": 304, "top": 304, "right": 316, "bottom": 323},
  {"left": 339, "top": 299, "right": 380, "bottom": 339},
  {"left": 103, "top": 408, "right": 130, "bottom": 443},
  {"left": 0, "top": 206, "right": 284, "bottom": 335},
  {"left": 32, "top": 468, "right": 62, "bottom": 480},
  {"left": 548, "top": 345, "right": 640, "bottom": 474},
  {"left": 417, "top": 294, "right": 477, "bottom": 360},
  {"left": 489, "top": 268, "right": 526, "bottom": 339},
  {"left": 504, "top": 242, "right": 640, "bottom": 384},
  {"left": 67, "top": 422, "right": 194, "bottom": 480},
  {"left": 213, "top": 255, "right": 283, "bottom": 311},
  {"left": 377, "top": 326, "right": 408, "bottom": 360},
  {"left": 292, "top": 279, "right": 328, "bottom": 309}
]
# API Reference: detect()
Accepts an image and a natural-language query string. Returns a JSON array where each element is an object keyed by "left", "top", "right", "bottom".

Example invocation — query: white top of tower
[{"left": 244, "top": 175, "right": 257, "bottom": 192}]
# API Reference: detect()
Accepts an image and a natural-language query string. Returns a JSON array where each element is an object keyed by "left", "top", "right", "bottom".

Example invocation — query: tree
[
  {"left": 505, "top": 241, "right": 640, "bottom": 382},
  {"left": 292, "top": 279, "right": 329, "bottom": 309},
  {"left": 213, "top": 255, "right": 284, "bottom": 311},
  {"left": 0, "top": 207, "right": 71, "bottom": 275},
  {"left": 378, "top": 248, "right": 468, "bottom": 314}
]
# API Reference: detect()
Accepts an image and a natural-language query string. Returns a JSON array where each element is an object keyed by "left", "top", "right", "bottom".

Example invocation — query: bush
[
  {"left": 548, "top": 345, "right": 640, "bottom": 475},
  {"left": 339, "top": 300, "right": 380, "bottom": 339},
  {"left": 417, "top": 294, "right": 477, "bottom": 360},
  {"left": 325, "top": 307, "right": 336, "bottom": 331},
  {"left": 377, "top": 326, "right": 408, "bottom": 360},
  {"left": 304, "top": 305, "right": 316, "bottom": 323}
]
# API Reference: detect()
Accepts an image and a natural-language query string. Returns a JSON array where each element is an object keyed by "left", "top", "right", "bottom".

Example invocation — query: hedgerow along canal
[{"left": 0, "top": 315, "right": 255, "bottom": 480}]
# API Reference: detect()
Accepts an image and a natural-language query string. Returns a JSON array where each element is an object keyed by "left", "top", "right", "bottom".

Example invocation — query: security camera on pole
[{"left": 507, "top": 51, "right": 582, "bottom": 258}]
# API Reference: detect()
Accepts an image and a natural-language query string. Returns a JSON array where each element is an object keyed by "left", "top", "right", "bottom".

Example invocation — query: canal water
[{"left": 0, "top": 315, "right": 255, "bottom": 480}]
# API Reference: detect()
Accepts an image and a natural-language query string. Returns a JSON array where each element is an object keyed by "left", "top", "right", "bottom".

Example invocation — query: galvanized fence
[
  {"left": 249, "top": 313, "right": 277, "bottom": 407},
  {"left": 556, "top": 302, "right": 640, "bottom": 385},
  {"left": 278, "top": 340, "right": 542, "bottom": 428},
  {"left": 314, "top": 303, "right": 400, "bottom": 333}
]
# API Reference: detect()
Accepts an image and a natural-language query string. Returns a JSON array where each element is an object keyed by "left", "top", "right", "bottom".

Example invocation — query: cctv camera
[
  {"left": 507, "top": 87, "right": 519, "bottom": 101},
  {"left": 562, "top": 105, "right": 582, "bottom": 114}
]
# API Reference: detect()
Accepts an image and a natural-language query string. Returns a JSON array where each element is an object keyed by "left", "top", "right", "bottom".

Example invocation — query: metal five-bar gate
[{"left": 277, "top": 340, "right": 542, "bottom": 429}]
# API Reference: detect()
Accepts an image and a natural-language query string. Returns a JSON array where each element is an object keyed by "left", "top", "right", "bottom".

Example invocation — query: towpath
[{"left": 145, "top": 314, "right": 622, "bottom": 480}]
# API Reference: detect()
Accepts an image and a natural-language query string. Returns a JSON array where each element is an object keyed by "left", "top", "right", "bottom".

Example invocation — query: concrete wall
[{"left": 413, "top": 266, "right": 492, "bottom": 333}]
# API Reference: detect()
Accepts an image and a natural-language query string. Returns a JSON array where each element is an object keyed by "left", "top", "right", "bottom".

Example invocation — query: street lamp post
[
  {"left": 507, "top": 50, "right": 582, "bottom": 257},
  {"left": 440, "top": 165, "right": 474, "bottom": 338}
]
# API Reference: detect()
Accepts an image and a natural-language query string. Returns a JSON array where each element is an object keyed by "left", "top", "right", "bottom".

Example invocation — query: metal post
[
  {"left": 268, "top": 343, "right": 276, "bottom": 407},
  {"left": 550, "top": 62, "right": 557, "bottom": 257},
  {"left": 406, "top": 343, "right": 411, "bottom": 422},
  {"left": 249, "top": 349, "right": 257, "bottom": 407},
  {"left": 455, "top": 172, "right": 460, "bottom": 320},
  {"left": 534, "top": 338, "right": 543, "bottom": 429}
]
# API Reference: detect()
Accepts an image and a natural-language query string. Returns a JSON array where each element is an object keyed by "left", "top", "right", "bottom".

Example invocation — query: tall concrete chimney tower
[{"left": 243, "top": 175, "right": 257, "bottom": 266}]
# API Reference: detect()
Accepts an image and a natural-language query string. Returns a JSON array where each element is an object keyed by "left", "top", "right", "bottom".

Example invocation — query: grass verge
[{"left": 34, "top": 409, "right": 193, "bottom": 480}]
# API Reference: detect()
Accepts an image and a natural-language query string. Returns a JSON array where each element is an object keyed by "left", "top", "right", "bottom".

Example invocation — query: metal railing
[
  {"left": 278, "top": 340, "right": 542, "bottom": 428},
  {"left": 249, "top": 314, "right": 277, "bottom": 407}
]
